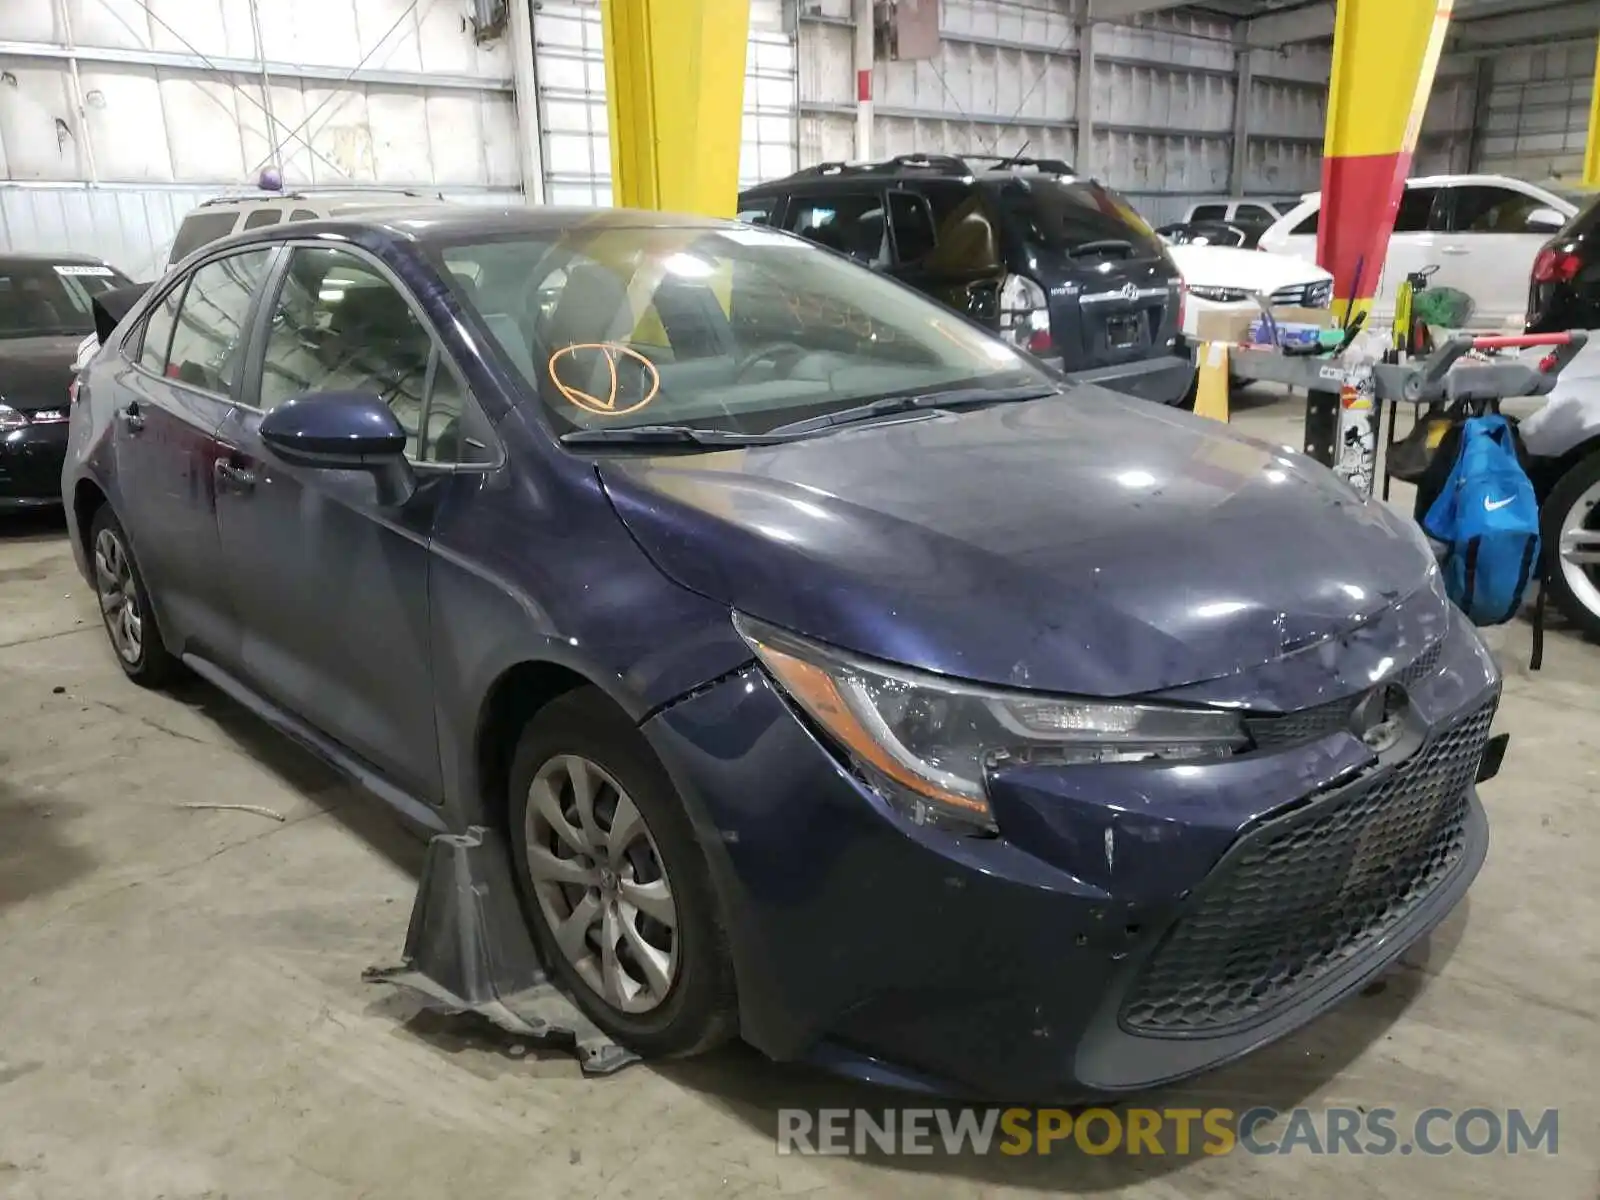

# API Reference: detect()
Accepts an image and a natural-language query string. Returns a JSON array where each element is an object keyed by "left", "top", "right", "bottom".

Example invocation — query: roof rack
[
  {"left": 788, "top": 153, "right": 974, "bottom": 179},
  {"left": 196, "top": 186, "right": 437, "bottom": 207},
  {"left": 961, "top": 153, "right": 1076, "bottom": 176}
]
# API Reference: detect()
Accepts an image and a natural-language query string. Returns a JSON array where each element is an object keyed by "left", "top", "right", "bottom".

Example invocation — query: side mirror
[
  {"left": 1526, "top": 207, "right": 1566, "bottom": 233},
  {"left": 260, "top": 391, "right": 414, "bottom": 505}
]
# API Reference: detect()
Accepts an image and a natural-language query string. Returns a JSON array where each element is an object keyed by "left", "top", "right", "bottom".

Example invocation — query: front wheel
[
  {"left": 1541, "top": 451, "right": 1600, "bottom": 640},
  {"left": 506, "top": 687, "right": 737, "bottom": 1057}
]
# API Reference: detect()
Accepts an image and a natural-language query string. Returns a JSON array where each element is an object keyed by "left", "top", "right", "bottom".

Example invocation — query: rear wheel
[
  {"left": 1542, "top": 452, "right": 1600, "bottom": 640},
  {"left": 89, "top": 507, "right": 179, "bottom": 687},
  {"left": 506, "top": 687, "right": 737, "bottom": 1056}
]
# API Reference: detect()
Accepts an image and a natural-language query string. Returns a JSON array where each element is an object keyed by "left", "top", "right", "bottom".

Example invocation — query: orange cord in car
[{"left": 548, "top": 342, "right": 661, "bottom": 417}]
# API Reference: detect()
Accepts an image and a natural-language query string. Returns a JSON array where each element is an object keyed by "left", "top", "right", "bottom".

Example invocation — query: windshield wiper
[
  {"left": 768, "top": 384, "right": 1063, "bottom": 437},
  {"left": 559, "top": 424, "right": 786, "bottom": 448}
]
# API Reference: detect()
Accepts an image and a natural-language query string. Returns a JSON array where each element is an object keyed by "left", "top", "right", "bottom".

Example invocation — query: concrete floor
[{"left": 1, "top": 391, "right": 1596, "bottom": 1199}]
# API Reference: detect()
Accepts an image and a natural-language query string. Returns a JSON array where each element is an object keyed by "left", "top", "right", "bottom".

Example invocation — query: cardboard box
[{"left": 1193, "top": 305, "right": 1339, "bottom": 346}]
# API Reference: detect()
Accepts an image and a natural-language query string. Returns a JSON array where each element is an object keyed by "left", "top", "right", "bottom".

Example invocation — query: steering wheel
[{"left": 733, "top": 341, "right": 810, "bottom": 381}]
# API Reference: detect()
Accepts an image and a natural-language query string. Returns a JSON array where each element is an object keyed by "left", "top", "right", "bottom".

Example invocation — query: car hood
[
  {"left": 1167, "top": 243, "right": 1328, "bottom": 291},
  {"left": 597, "top": 389, "right": 1438, "bottom": 697},
  {"left": 0, "top": 334, "right": 85, "bottom": 410}
]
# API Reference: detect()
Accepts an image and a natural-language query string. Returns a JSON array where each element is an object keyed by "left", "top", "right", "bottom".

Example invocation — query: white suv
[
  {"left": 1258, "top": 174, "right": 1578, "bottom": 331},
  {"left": 163, "top": 188, "right": 451, "bottom": 271}
]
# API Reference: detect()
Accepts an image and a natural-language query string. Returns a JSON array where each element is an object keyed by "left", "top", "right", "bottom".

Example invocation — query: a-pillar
[
  {"left": 1318, "top": 0, "right": 1455, "bottom": 327},
  {"left": 599, "top": 0, "right": 751, "bottom": 216}
]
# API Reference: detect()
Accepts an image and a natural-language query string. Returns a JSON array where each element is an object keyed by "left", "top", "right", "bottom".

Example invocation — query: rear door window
[
  {"left": 1394, "top": 186, "right": 1443, "bottom": 233},
  {"left": 163, "top": 249, "right": 274, "bottom": 393},
  {"left": 1190, "top": 204, "right": 1227, "bottom": 221},
  {"left": 1234, "top": 203, "right": 1276, "bottom": 226},
  {"left": 992, "top": 178, "right": 1166, "bottom": 259},
  {"left": 783, "top": 191, "right": 889, "bottom": 265},
  {"left": 1447, "top": 185, "right": 1551, "bottom": 234},
  {"left": 242, "top": 209, "right": 283, "bottom": 230},
  {"left": 167, "top": 212, "right": 241, "bottom": 265}
]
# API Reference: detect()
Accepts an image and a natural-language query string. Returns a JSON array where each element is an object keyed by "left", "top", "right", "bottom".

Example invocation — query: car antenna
[{"left": 994, "top": 139, "right": 1031, "bottom": 171}]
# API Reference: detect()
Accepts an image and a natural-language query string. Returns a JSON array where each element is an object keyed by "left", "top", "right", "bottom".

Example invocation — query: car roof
[
  {"left": 176, "top": 204, "right": 749, "bottom": 261},
  {"left": 193, "top": 188, "right": 441, "bottom": 210},
  {"left": 0, "top": 251, "right": 115, "bottom": 268},
  {"left": 1291, "top": 173, "right": 1574, "bottom": 203}
]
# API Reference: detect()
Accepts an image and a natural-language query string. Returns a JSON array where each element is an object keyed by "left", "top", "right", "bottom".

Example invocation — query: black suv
[
  {"left": 738, "top": 154, "right": 1191, "bottom": 405},
  {"left": 1527, "top": 188, "right": 1600, "bottom": 334}
]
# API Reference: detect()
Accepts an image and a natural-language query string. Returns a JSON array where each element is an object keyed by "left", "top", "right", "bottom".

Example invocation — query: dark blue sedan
[{"left": 62, "top": 206, "right": 1502, "bottom": 1099}]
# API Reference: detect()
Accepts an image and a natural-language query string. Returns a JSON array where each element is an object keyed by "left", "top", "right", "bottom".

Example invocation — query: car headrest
[{"left": 543, "top": 262, "right": 630, "bottom": 349}]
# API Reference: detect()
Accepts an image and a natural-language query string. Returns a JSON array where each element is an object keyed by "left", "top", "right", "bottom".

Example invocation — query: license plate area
[{"left": 1106, "top": 312, "right": 1145, "bottom": 349}]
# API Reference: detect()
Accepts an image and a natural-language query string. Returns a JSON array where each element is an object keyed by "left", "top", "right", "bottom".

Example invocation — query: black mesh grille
[
  {"left": 1245, "top": 638, "right": 1447, "bottom": 751},
  {"left": 1121, "top": 699, "right": 1495, "bottom": 1036}
]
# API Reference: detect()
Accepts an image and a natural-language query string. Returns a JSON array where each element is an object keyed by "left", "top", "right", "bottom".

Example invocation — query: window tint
[
  {"left": 290, "top": 209, "right": 319, "bottom": 222},
  {"left": 783, "top": 191, "right": 889, "bottom": 265},
  {"left": 0, "top": 261, "right": 129, "bottom": 339},
  {"left": 1449, "top": 186, "right": 1550, "bottom": 234},
  {"left": 168, "top": 212, "right": 240, "bottom": 265},
  {"left": 257, "top": 246, "right": 492, "bottom": 464},
  {"left": 242, "top": 209, "right": 282, "bottom": 230},
  {"left": 164, "top": 250, "right": 273, "bottom": 392},
  {"left": 1393, "top": 186, "right": 1440, "bottom": 233},
  {"left": 888, "top": 190, "right": 938, "bottom": 262},
  {"left": 992, "top": 179, "right": 1166, "bottom": 258},
  {"left": 1190, "top": 204, "right": 1227, "bottom": 222},
  {"left": 736, "top": 198, "right": 776, "bottom": 226}
]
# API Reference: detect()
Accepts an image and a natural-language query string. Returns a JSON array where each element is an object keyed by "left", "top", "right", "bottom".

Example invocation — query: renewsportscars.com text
[{"left": 776, "top": 1106, "right": 1560, "bottom": 1157}]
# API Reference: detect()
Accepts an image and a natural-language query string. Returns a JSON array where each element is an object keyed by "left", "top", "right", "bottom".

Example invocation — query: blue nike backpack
[{"left": 1420, "top": 413, "right": 1541, "bottom": 627}]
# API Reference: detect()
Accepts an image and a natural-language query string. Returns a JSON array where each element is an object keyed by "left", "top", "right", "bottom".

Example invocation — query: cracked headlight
[{"left": 735, "top": 614, "right": 1249, "bottom": 834}]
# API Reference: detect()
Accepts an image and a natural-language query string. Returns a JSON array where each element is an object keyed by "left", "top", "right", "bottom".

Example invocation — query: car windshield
[
  {"left": 987, "top": 178, "right": 1166, "bottom": 259},
  {"left": 0, "top": 262, "right": 129, "bottom": 339},
  {"left": 434, "top": 224, "right": 1053, "bottom": 436}
]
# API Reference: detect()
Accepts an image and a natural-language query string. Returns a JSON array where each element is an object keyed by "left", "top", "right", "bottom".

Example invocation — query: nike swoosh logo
[{"left": 1484, "top": 496, "right": 1515, "bottom": 511}]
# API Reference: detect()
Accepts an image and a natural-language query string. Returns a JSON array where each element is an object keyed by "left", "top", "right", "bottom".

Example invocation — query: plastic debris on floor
[{"left": 364, "top": 825, "right": 640, "bottom": 1077}]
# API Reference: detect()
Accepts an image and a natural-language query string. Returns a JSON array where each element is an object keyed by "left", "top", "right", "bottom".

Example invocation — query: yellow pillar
[
  {"left": 1319, "top": 0, "right": 1454, "bottom": 327},
  {"left": 1584, "top": 35, "right": 1600, "bottom": 187},
  {"left": 600, "top": 0, "right": 751, "bottom": 217}
]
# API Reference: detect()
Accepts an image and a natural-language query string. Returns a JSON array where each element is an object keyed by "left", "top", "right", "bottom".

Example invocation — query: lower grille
[
  {"left": 1271, "top": 280, "right": 1334, "bottom": 308},
  {"left": 1121, "top": 699, "right": 1495, "bottom": 1036}
]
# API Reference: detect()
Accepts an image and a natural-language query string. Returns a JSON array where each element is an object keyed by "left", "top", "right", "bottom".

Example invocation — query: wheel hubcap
[
  {"left": 93, "top": 528, "right": 142, "bottom": 665},
  {"left": 1557, "top": 480, "right": 1600, "bottom": 622},
  {"left": 522, "top": 755, "right": 679, "bottom": 1014}
]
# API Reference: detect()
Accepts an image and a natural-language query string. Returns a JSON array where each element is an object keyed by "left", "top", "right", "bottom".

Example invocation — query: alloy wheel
[
  {"left": 93, "top": 527, "right": 143, "bottom": 665},
  {"left": 521, "top": 754, "right": 680, "bottom": 1014},
  {"left": 1557, "top": 479, "right": 1600, "bottom": 624}
]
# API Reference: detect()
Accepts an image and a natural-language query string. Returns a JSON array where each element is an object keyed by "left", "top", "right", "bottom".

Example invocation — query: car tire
[
  {"left": 1540, "top": 451, "right": 1600, "bottom": 640},
  {"left": 1177, "top": 367, "right": 1198, "bottom": 411},
  {"left": 506, "top": 686, "right": 737, "bottom": 1057},
  {"left": 88, "top": 506, "right": 179, "bottom": 687}
]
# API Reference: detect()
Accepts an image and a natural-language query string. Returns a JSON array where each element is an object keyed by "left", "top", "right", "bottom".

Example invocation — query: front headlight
[
  {"left": 1187, "top": 285, "right": 1251, "bottom": 303},
  {"left": 735, "top": 614, "right": 1248, "bottom": 834},
  {"left": 0, "top": 403, "right": 29, "bottom": 433}
]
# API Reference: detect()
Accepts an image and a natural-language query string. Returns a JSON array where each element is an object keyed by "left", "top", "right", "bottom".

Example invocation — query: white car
[
  {"left": 1167, "top": 241, "right": 1333, "bottom": 341},
  {"left": 1259, "top": 174, "right": 1578, "bottom": 333}
]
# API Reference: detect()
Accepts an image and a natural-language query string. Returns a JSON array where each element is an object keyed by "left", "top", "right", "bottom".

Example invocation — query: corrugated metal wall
[
  {"left": 1475, "top": 39, "right": 1597, "bottom": 181},
  {"left": 532, "top": 0, "right": 798, "bottom": 207},
  {"left": 797, "top": 3, "right": 1255, "bottom": 226},
  {"left": 1243, "top": 44, "right": 1327, "bottom": 201},
  {"left": 0, "top": 0, "right": 521, "bottom": 273}
]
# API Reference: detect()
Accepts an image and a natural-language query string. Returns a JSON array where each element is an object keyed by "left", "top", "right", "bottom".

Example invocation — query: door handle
[
  {"left": 214, "top": 460, "right": 257, "bottom": 493},
  {"left": 1440, "top": 245, "right": 1470, "bottom": 256},
  {"left": 119, "top": 402, "right": 144, "bottom": 433}
]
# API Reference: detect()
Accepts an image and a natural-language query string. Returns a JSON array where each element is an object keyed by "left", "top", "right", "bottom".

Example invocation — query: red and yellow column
[
  {"left": 1584, "top": 35, "right": 1600, "bottom": 187},
  {"left": 1318, "top": 1, "right": 1455, "bottom": 326},
  {"left": 600, "top": 0, "right": 750, "bottom": 216}
]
